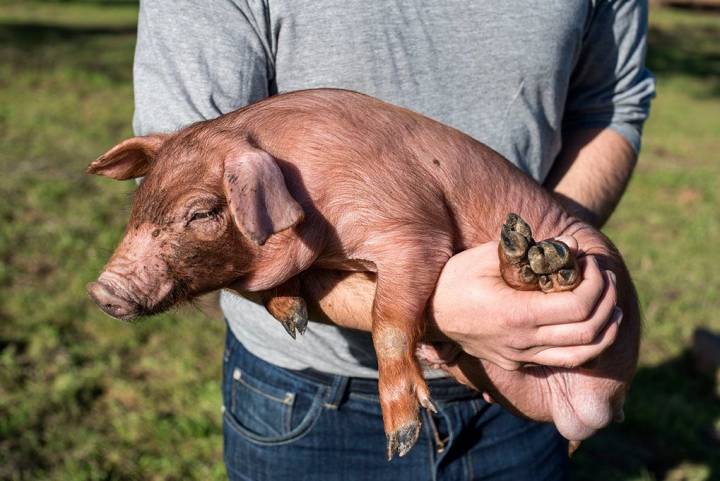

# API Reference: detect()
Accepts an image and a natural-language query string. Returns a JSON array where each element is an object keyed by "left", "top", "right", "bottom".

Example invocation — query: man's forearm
[
  {"left": 544, "top": 128, "right": 637, "bottom": 228},
  {"left": 300, "top": 270, "right": 450, "bottom": 340},
  {"left": 300, "top": 270, "right": 376, "bottom": 332}
]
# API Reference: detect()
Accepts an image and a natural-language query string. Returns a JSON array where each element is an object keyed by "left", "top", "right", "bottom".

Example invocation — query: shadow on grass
[
  {"left": 572, "top": 350, "right": 720, "bottom": 480},
  {"left": 0, "top": 21, "right": 136, "bottom": 86},
  {"left": 0, "top": 22, "right": 135, "bottom": 44},
  {"left": 647, "top": 21, "right": 720, "bottom": 96}
]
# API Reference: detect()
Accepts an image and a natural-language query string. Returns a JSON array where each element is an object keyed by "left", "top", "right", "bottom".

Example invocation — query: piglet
[{"left": 87, "top": 88, "right": 635, "bottom": 459}]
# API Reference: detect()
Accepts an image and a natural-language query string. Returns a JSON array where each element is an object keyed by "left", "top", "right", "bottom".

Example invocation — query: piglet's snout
[{"left": 86, "top": 281, "right": 138, "bottom": 321}]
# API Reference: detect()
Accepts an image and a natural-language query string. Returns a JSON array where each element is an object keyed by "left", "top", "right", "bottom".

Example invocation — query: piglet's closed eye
[{"left": 223, "top": 150, "right": 305, "bottom": 245}]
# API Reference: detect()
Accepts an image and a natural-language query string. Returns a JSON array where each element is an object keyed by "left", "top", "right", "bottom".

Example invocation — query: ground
[{"left": 0, "top": 2, "right": 718, "bottom": 480}]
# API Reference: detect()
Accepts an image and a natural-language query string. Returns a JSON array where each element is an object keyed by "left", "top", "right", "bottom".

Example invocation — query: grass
[
  {"left": 0, "top": 2, "right": 225, "bottom": 480},
  {"left": 570, "top": 7, "right": 720, "bottom": 481},
  {"left": 0, "top": 2, "right": 718, "bottom": 480}
]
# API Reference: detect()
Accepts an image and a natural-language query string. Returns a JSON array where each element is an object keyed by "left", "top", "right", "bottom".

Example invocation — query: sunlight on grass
[{"left": 569, "top": 6, "right": 720, "bottom": 481}]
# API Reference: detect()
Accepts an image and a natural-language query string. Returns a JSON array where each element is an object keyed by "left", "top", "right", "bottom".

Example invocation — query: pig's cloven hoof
[
  {"left": 499, "top": 213, "right": 580, "bottom": 292},
  {"left": 265, "top": 294, "right": 309, "bottom": 339},
  {"left": 501, "top": 213, "right": 533, "bottom": 262},
  {"left": 278, "top": 302, "right": 308, "bottom": 339},
  {"left": 386, "top": 420, "right": 421, "bottom": 460}
]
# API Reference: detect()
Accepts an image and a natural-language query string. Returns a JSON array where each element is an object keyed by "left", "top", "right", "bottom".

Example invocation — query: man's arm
[
  {"left": 133, "top": 0, "right": 270, "bottom": 136},
  {"left": 545, "top": 128, "right": 636, "bottom": 228},
  {"left": 544, "top": 0, "right": 655, "bottom": 227}
]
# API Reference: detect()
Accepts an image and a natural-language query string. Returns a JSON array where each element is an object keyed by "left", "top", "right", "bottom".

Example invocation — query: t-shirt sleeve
[
  {"left": 563, "top": 0, "right": 656, "bottom": 153},
  {"left": 132, "top": 0, "right": 272, "bottom": 136}
]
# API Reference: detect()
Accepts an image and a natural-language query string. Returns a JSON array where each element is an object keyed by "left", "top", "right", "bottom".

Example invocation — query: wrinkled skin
[{"left": 87, "top": 88, "right": 639, "bottom": 459}]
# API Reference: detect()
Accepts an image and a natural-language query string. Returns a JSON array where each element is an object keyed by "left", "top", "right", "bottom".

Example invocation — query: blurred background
[{"left": 0, "top": 1, "right": 718, "bottom": 480}]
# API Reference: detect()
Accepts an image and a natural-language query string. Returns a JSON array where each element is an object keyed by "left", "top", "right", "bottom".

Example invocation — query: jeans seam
[
  {"left": 464, "top": 446, "right": 473, "bottom": 480},
  {"left": 348, "top": 392, "right": 379, "bottom": 402},
  {"left": 234, "top": 371, "right": 295, "bottom": 405},
  {"left": 475, "top": 419, "right": 543, "bottom": 446},
  {"left": 422, "top": 410, "right": 438, "bottom": 481}
]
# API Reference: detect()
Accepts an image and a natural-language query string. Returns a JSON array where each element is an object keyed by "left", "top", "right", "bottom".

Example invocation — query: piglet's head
[{"left": 86, "top": 130, "right": 304, "bottom": 321}]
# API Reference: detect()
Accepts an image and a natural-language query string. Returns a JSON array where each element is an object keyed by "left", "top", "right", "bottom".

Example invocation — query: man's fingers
[
  {"left": 534, "top": 270, "right": 617, "bottom": 346},
  {"left": 527, "top": 306, "right": 623, "bottom": 368},
  {"left": 553, "top": 235, "right": 578, "bottom": 253},
  {"left": 416, "top": 342, "right": 461, "bottom": 365},
  {"left": 521, "top": 256, "right": 607, "bottom": 326}
]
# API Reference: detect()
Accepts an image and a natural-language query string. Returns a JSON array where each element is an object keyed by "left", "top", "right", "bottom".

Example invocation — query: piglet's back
[{"left": 223, "top": 89, "right": 574, "bottom": 248}]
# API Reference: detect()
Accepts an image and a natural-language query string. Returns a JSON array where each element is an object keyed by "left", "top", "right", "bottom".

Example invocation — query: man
[{"left": 132, "top": 1, "right": 654, "bottom": 479}]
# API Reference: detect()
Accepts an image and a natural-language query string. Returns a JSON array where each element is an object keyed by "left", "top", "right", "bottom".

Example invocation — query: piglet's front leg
[
  {"left": 369, "top": 232, "right": 453, "bottom": 460},
  {"left": 261, "top": 276, "right": 309, "bottom": 339}
]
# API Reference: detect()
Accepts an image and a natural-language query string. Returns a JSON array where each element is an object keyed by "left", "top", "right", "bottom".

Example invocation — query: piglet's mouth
[{"left": 87, "top": 277, "right": 191, "bottom": 321}]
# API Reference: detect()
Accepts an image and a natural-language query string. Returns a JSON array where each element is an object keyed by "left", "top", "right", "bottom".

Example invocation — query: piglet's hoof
[
  {"left": 499, "top": 213, "right": 581, "bottom": 292},
  {"left": 387, "top": 420, "right": 421, "bottom": 460},
  {"left": 264, "top": 294, "right": 309, "bottom": 339},
  {"left": 500, "top": 213, "right": 532, "bottom": 263},
  {"left": 279, "top": 307, "right": 308, "bottom": 339},
  {"left": 528, "top": 240, "right": 579, "bottom": 292}
]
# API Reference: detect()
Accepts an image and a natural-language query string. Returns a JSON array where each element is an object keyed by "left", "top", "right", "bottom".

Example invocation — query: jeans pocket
[{"left": 225, "top": 366, "right": 324, "bottom": 445}]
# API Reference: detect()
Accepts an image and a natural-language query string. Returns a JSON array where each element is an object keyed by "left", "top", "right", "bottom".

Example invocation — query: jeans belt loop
[{"left": 323, "top": 375, "right": 350, "bottom": 409}]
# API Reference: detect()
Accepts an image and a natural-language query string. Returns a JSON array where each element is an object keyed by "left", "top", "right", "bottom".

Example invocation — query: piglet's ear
[
  {"left": 223, "top": 150, "right": 304, "bottom": 245},
  {"left": 87, "top": 134, "right": 167, "bottom": 180}
]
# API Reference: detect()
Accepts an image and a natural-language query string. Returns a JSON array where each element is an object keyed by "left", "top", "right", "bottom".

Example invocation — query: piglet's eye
[{"left": 189, "top": 210, "right": 214, "bottom": 223}]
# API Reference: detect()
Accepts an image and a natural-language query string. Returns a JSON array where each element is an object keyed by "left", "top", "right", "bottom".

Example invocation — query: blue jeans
[{"left": 222, "top": 327, "right": 568, "bottom": 481}]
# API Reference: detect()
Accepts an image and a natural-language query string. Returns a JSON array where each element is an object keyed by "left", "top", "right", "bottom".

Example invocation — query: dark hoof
[
  {"left": 387, "top": 420, "right": 421, "bottom": 460},
  {"left": 294, "top": 302, "right": 309, "bottom": 336},
  {"left": 275, "top": 298, "right": 308, "bottom": 339},
  {"left": 498, "top": 213, "right": 581, "bottom": 292},
  {"left": 501, "top": 213, "right": 533, "bottom": 263},
  {"left": 527, "top": 240, "right": 572, "bottom": 275},
  {"left": 505, "top": 213, "right": 533, "bottom": 239},
  {"left": 539, "top": 274, "right": 553, "bottom": 292},
  {"left": 520, "top": 264, "right": 537, "bottom": 284},
  {"left": 557, "top": 268, "right": 578, "bottom": 286},
  {"left": 280, "top": 318, "right": 297, "bottom": 339}
]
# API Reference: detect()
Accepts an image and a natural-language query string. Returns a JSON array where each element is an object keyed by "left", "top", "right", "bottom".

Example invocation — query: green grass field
[{"left": 1, "top": 2, "right": 718, "bottom": 480}]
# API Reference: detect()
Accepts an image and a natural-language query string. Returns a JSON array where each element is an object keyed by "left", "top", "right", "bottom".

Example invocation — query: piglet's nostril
[{"left": 86, "top": 281, "right": 138, "bottom": 321}]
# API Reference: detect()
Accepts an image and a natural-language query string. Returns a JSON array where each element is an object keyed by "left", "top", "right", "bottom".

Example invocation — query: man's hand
[{"left": 423, "top": 236, "right": 621, "bottom": 371}]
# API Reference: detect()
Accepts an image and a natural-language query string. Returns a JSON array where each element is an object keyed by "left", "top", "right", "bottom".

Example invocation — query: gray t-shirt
[{"left": 133, "top": 0, "right": 655, "bottom": 378}]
